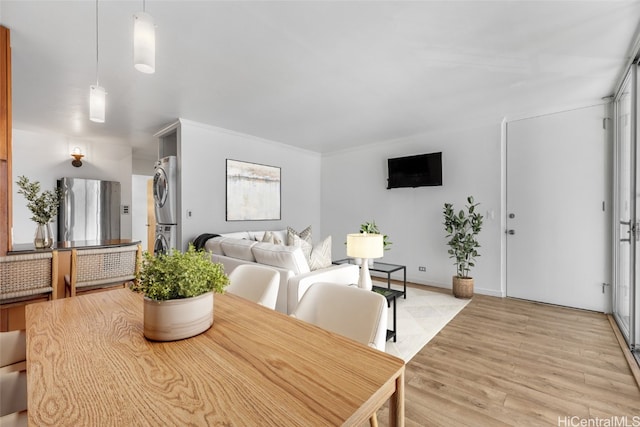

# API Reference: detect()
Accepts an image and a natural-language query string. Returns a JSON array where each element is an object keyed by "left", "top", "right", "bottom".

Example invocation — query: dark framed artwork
[{"left": 226, "top": 159, "right": 281, "bottom": 221}]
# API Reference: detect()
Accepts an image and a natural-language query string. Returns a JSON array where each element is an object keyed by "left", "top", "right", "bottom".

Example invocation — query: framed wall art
[{"left": 226, "top": 159, "right": 281, "bottom": 221}]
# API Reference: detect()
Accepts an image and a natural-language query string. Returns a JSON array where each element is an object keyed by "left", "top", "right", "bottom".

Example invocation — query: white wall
[
  {"left": 177, "top": 119, "right": 323, "bottom": 249},
  {"left": 11, "top": 128, "right": 133, "bottom": 244},
  {"left": 133, "top": 156, "right": 156, "bottom": 176},
  {"left": 11, "top": 107, "right": 609, "bottom": 303},
  {"left": 132, "top": 174, "right": 152, "bottom": 251},
  {"left": 321, "top": 122, "right": 503, "bottom": 296}
]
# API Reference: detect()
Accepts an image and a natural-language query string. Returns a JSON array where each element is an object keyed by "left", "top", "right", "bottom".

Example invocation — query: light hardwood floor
[{"left": 376, "top": 288, "right": 640, "bottom": 426}]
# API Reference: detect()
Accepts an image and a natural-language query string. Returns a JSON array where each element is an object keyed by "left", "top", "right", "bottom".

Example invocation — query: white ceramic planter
[{"left": 143, "top": 292, "right": 214, "bottom": 341}]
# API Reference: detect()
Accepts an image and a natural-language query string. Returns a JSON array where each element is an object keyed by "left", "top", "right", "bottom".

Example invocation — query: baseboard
[{"left": 383, "top": 277, "right": 505, "bottom": 298}]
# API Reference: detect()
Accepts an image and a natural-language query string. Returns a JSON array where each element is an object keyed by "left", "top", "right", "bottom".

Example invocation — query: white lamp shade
[
  {"left": 134, "top": 11, "right": 155, "bottom": 74},
  {"left": 346, "top": 233, "right": 384, "bottom": 259},
  {"left": 89, "top": 84, "right": 106, "bottom": 123}
]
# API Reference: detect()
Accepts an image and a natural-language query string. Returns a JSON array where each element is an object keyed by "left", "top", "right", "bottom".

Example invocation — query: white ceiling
[{"left": 2, "top": 1, "right": 640, "bottom": 158}]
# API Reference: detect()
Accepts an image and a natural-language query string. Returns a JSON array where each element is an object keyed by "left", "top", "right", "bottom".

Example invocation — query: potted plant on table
[
  {"left": 443, "top": 196, "right": 484, "bottom": 299},
  {"left": 359, "top": 220, "right": 392, "bottom": 251},
  {"left": 357, "top": 220, "right": 392, "bottom": 267},
  {"left": 16, "top": 176, "right": 61, "bottom": 249},
  {"left": 131, "top": 244, "right": 229, "bottom": 341}
]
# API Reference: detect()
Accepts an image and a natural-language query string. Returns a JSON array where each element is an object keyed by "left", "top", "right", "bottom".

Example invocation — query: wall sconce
[{"left": 71, "top": 147, "right": 85, "bottom": 167}]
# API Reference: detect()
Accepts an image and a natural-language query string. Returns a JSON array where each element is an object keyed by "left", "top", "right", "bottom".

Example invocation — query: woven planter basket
[{"left": 452, "top": 276, "right": 474, "bottom": 299}]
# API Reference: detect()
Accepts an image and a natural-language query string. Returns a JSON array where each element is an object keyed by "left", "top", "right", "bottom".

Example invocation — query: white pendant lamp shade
[
  {"left": 134, "top": 11, "right": 155, "bottom": 74},
  {"left": 89, "top": 84, "right": 106, "bottom": 123}
]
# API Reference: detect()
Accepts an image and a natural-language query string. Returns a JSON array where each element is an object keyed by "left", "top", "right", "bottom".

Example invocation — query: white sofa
[{"left": 203, "top": 230, "right": 359, "bottom": 314}]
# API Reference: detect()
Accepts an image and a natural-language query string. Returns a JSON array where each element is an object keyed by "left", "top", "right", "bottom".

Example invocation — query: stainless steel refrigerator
[{"left": 57, "top": 178, "right": 121, "bottom": 242}]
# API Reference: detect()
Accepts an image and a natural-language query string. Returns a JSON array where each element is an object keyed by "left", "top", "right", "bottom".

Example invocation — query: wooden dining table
[{"left": 25, "top": 288, "right": 405, "bottom": 426}]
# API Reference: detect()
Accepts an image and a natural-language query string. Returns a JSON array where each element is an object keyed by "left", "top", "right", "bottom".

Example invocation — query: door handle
[
  {"left": 620, "top": 220, "right": 633, "bottom": 243},
  {"left": 507, "top": 230, "right": 515, "bottom": 235}
]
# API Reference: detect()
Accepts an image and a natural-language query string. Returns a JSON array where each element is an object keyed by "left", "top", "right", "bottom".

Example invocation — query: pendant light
[
  {"left": 133, "top": 0, "right": 155, "bottom": 74},
  {"left": 89, "top": 0, "right": 106, "bottom": 123}
]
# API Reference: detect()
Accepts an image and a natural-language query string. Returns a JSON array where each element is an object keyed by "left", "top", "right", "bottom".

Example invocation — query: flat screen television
[{"left": 387, "top": 152, "right": 442, "bottom": 189}]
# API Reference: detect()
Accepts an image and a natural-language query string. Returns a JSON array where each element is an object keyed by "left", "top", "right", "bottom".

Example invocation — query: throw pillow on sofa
[
  {"left": 287, "top": 226, "right": 313, "bottom": 260},
  {"left": 287, "top": 226, "right": 312, "bottom": 245},
  {"left": 262, "top": 231, "right": 283, "bottom": 245},
  {"left": 288, "top": 233, "right": 312, "bottom": 261},
  {"left": 308, "top": 235, "right": 332, "bottom": 271}
]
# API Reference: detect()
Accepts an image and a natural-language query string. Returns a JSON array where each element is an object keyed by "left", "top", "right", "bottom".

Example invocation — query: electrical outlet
[{"left": 418, "top": 266, "right": 426, "bottom": 272}]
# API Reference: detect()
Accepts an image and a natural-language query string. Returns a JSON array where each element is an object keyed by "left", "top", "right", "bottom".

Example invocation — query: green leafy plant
[
  {"left": 132, "top": 244, "right": 229, "bottom": 301},
  {"left": 360, "top": 220, "right": 392, "bottom": 251},
  {"left": 443, "top": 196, "right": 484, "bottom": 278},
  {"left": 16, "top": 175, "right": 61, "bottom": 224}
]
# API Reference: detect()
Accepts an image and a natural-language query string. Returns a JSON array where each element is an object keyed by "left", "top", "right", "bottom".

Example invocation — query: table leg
[
  {"left": 392, "top": 295, "right": 397, "bottom": 342},
  {"left": 403, "top": 267, "right": 406, "bottom": 299},
  {"left": 389, "top": 368, "right": 405, "bottom": 427}
]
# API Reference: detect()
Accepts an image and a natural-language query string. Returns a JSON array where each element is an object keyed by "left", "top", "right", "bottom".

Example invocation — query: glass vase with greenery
[
  {"left": 16, "top": 175, "right": 61, "bottom": 225},
  {"left": 17, "top": 175, "right": 61, "bottom": 248}
]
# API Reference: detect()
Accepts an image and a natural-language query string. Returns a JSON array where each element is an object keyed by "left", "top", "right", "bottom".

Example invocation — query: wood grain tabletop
[{"left": 26, "top": 288, "right": 404, "bottom": 426}]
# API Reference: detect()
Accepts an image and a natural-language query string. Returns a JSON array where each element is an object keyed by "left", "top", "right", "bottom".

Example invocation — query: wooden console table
[{"left": 26, "top": 288, "right": 405, "bottom": 426}]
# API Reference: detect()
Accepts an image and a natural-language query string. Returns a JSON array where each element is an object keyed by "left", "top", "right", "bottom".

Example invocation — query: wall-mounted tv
[{"left": 387, "top": 152, "right": 442, "bottom": 189}]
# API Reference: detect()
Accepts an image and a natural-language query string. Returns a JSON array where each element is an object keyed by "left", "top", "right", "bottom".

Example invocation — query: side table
[
  {"left": 372, "top": 285, "right": 404, "bottom": 342},
  {"left": 333, "top": 259, "right": 407, "bottom": 298}
]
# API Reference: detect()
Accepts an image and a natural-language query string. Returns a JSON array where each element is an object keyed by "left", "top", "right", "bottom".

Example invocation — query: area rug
[{"left": 379, "top": 281, "right": 470, "bottom": 362}]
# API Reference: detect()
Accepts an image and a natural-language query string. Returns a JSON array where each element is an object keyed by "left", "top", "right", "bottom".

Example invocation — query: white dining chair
[
  {"left": 0, "top": 330, "right": 28, "bottom": 427},
  {"left": 226, "top": 264, "right": 280, "bottom": 310},
  {"left": 291, "top": 282, "right": 388, "bottom": 350},
  {"left": 291, "top": 282, "right": 388, "bottom": 427}
]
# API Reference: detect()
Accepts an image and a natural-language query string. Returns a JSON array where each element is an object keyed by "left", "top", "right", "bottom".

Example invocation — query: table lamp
[{"left": 346, "top": 233, "right": 384, "bottom": 291}]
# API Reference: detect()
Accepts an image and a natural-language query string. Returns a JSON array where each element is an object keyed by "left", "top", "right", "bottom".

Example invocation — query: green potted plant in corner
[
  {"left": 443, "top": 196, "right": 484, "bottom": 299},
  {"left": 16, "top": 175, "right": 61, "bottom": 249},
  {"left": 131, "top": 244, "right": 229, "bottom": 341}
]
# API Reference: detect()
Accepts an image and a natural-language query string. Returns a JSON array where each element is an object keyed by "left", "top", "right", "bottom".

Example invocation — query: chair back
[
  {"left": 0, "top": 330, "right": 27, "bottom": 421},
  {"left": 227, "top": 264, "right": 280, "bottom": 309},
  {"left": 67, "top": 244, "right": 141, "bottom": 296},
  {"left": 0, "top": 251, "right": 57, "bottom": 305},
  {"left": 292, "top": 282, "right": 388, "bottom": 351}
]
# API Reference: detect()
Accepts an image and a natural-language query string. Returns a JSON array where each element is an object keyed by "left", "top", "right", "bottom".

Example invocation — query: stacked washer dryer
[{"left": 153, "top": 155, "right": 177, "bottom": 255}]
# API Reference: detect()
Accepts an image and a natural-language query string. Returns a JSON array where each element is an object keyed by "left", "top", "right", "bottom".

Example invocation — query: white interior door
[
  {"left": 613, "top": 65, "right": 640, "bottom": 350},
  {"left": 506, "top": 105, "right": 610, "bottom": 312},
  {"left": 614, "top": 71, "right": 633, "bottom": 339}
]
